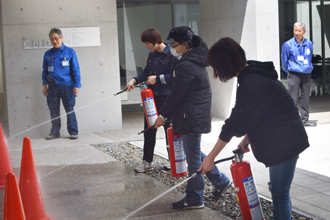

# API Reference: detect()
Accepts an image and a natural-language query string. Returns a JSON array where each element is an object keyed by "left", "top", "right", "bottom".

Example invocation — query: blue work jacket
[
  {"left": 134, "top": 44, "right": 176, "bottom": 96},
  {"left": 281, "top": 37, "right": 313, "bottom": 74},
  {"left": 42, "top": 43, "right": 81, "bottom": 88}
]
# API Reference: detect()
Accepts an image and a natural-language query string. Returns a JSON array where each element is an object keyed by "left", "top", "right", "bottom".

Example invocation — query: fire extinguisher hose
[
  {"left": 138, "top": 125, "right": 156, "bottom": 135},
  {"left": 113, "top": 81, "right": 146, "bottom": 96},
  {"left": 137, "top": 119, "right": 173, "bottom": 135},
  {"left": 192, "top": 155, "right": 235, "bottom": 178}
]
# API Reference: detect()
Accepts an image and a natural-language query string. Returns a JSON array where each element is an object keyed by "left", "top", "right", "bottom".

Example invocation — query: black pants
[
  {"left": 143, "top": 95, "right": 170, "bottom": 163},
  {"left": 288, "top": 71, "right": 311, "bottom": 122}
]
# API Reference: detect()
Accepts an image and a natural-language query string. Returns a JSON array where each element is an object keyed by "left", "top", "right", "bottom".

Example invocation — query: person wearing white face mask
[
  {"left": 154, "top": 26, "right": 231, "bottom": 210},
  {"left": 170, "top": 43, "right": 186, "bottom": 58}
]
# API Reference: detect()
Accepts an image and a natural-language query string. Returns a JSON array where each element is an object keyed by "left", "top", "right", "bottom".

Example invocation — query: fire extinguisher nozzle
[
  {"left": 191, "top": 170, "right": 202, "bottom": 178},
  {"left": 114, "top": 88, "right": 128, "bottom": 96}
]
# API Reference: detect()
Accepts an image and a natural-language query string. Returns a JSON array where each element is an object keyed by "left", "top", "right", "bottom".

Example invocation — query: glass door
[
  {"left": 279, "top": 0, "right": 330, "bottom": 96},
  {"left": 305, "top": 0, "right": 330, "bottom": 95},
  {"left": 116, "top": 1, "right": 200, "bottom": 104}
]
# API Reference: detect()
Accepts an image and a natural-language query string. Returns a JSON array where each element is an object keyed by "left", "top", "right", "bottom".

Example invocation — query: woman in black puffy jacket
[{"left": 154, "top": 26, "right": 231, "bottom": 210}]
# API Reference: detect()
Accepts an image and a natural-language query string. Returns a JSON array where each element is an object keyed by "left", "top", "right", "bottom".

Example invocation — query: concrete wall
[
  {"left": 0, "top": 0, "right": 121, "bottom": 138},
  {"left": 200, "top": 0, "right": 280, "bottom": 120}
]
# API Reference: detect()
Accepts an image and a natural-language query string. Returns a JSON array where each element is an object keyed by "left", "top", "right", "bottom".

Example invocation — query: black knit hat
[{"left": 163, "top": 26, "right": 194, "bottom": 44}]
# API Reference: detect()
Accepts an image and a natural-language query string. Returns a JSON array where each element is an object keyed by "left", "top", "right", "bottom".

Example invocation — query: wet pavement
[
  {"left": 1, "top": 95, "right": 329, "bottom": 219},
  {"left": 0, "top": 133, "right": 231, "bottom": 220}
]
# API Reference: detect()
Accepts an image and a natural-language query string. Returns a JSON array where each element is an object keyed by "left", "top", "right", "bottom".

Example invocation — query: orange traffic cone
[
  {"left": 19, "top": 137, "right": 54, "bottom": 220},
  {"left": 0, "top": 123, "right": 13, "bottom": 189},
  {"left": 3, "top": 172, "right": 26, "bottom": 220}
]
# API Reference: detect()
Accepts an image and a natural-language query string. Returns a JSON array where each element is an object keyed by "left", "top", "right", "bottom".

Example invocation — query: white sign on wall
[
  {"left": 61, "top": 27, "right": 101, "bottom": 47},
  {"left": 23, "top": 27, "right": 101, "bottom": 49}
]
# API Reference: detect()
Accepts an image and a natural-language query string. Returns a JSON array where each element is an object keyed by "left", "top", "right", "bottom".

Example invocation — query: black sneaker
[
  {"left": 212, "top": 181, "right": 232, "bottom": 201},
  {"left": 172, "top": 199, "right": 204, "bottom": 210}
]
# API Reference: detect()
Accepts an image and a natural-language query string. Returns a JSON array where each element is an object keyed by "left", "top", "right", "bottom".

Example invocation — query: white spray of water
[
  {"left": 11, "top": 94, "right": 118, "bottom": 139},
  {"left": 122, "top": 173, "right": 198, "bottom": 220},
  {"left": 8, "top": 93, "right": 144, "bottom": 179},
  {"left": 8, "top": 92, "right": 151, "bottom": 180}
]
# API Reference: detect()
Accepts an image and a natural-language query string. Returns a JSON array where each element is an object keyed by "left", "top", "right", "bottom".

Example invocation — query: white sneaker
[
  {"left": 163, "top": 162, "right": 171, "bottom": 170},
  {"left": 134, "top": 160, "right": 154, "bottom": 173}
]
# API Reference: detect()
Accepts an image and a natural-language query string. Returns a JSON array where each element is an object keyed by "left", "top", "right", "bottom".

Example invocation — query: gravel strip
[{"left": 93, "top": 142, "right": 313, "bottom": 220}]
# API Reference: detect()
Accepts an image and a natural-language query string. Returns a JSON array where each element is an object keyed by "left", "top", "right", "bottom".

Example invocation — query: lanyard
[
  {"left": 48, "top": 57, "right": 53, "bottom": 67},
  {"left": 298, "top": 44, "right": 305, "bottom": 56}
]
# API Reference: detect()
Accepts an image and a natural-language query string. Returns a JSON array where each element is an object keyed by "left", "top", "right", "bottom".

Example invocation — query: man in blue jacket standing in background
[
  {"left": 281, "top": 22, "right": 315, "bottom": 126},
  {"left": 42, "top": 28, "right": 81, "bottom": 140}
]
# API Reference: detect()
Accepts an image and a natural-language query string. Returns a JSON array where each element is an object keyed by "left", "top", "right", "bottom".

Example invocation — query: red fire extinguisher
[
  {"left": 140, "top": 84, "right": 158, "bottom": 127},
  {"left": 230, "top": 148, "right": 264, "bottom": 220},
  {"left": 167, "top": 125, "right": 187, "bottom": 177}
]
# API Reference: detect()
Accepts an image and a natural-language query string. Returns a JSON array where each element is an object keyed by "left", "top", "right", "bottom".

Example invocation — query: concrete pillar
[
  {"left": 0, "top": 0, "right": 121, "bottom": 138},
  {"left": 200, "top": 0, "right": 280, "bottom": 119}
]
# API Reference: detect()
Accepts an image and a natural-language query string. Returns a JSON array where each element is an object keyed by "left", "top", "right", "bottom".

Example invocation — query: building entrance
[{"left": 116, "top": 0, "right": 200, "bottom": 109}]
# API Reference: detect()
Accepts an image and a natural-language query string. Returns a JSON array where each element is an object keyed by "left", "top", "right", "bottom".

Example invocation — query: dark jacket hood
[
  {"left": 178, "top": 42, "right": 209, "bottom": 67},
  {"left": 238, "top": 60, "right": 278, "bottom": 84}
]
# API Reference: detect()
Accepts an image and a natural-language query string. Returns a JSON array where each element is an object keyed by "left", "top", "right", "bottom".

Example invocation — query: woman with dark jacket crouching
[
  {"left": 154, "top": 26, "right": 231, "bottom": 210},
  {"left": 199, "top": 37, "right": 309, "bottom": 220}
]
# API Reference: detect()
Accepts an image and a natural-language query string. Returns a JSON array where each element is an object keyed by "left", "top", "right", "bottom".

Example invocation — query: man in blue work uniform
[
  {"left": 281, "top": 22, "right": 315, "bottom": 126},
  {"left": 42, "top": 28, "right": 81, "bottom": 140}
]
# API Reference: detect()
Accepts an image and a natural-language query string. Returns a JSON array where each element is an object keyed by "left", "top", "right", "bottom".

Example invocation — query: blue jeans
[
  {"left": 47, "top": 84, "right": 78, "bottom": 135},
  {"left": 182, "top": 133, "right": 230, "bottom": 205},
  {"left": 268, "top": 155, "right": 299, "bottom": 220}
]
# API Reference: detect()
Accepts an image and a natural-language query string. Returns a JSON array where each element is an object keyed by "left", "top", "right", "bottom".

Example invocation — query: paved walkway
[
  {"left": 0, "top": 95, "right": 329, "bottom": 219},
  {"left": 0, "top": 115, "right": 231, "bottom": 219}
]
